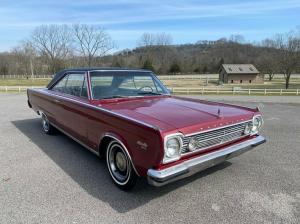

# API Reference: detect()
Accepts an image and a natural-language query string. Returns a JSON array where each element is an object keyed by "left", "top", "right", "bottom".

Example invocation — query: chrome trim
[
  {"left": 103, "top": 134, "right": 140, "bottom": 177},
  {"left": 163, "top": 133, "right": 184, "bottom": 164},
  {"left": 181, "top": 121, "right": 251, "bottom": 156},
  {"left": 32, "top": 89, "right": 156, "bottom": 130},
  {"left": 251, "top": 115, "right": 264, "bottom": 136},
  {"left": 147, "top": 135, "right": 266, "bottom": 187},
  {"left": 185, "top": 120, "right": 251, "bottom": 137},
  {"left": 184, "top": 128, "right": 245, "bottom": 145},
  {"left": 50, "top": 123, "right": 99, "bottom": 156},
  {"left": 182, "top": 135, "right": 249, "bottom": 157},
  {"left": 89, "top": 69, "right": 149, "bottom": 73},
  {"left": 106, "top": 140, "right": 132, "bottom": 185}
]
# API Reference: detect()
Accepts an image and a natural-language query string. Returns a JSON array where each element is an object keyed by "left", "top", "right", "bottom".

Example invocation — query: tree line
[{"left": 0, "top": 24, "right": 299, "bottom": 88}]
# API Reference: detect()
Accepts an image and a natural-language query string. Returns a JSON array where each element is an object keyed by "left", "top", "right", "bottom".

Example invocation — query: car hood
[{"left": 99, "top": 96, "right": 255, "bottom": 134}]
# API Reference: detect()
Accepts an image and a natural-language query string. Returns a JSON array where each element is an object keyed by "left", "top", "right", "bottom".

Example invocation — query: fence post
[
  {"left": 202, "top": 87, "right": 204, "bottom": 95},
  {"left": 264, "top": 89, "right": 267, "bottom": 95},
  {"left": 5, "top": 86, "right": 8, "bottom": 92},
  {"left": 280, "top": 89, "right": 282, "bottom": 95},
  {"left": 248, "top": 89, "right": 251, "bottom": 95},
  {"left": 233, "top": 89, "right": 235, "bottom": 95},
  {"left": 296, "top": 89, "right": 299, "bottom": 96},
  {"left": 18, "top": 86, "right": 21, "bottom": 93}
]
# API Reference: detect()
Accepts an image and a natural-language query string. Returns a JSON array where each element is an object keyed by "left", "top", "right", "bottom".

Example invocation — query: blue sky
[{"left": 0, "top": 0, "right": 299, "bottom": 52}]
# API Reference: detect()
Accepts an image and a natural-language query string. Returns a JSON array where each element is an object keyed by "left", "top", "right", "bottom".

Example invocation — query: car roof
[
  {"left": 46, "top": 67, "right": 152, "bottom": 89},
  {"left": 58, "top": 67, "right": 151, "bottom": 73}
]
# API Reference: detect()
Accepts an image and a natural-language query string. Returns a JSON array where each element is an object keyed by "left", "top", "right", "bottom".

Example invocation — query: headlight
[
  {"left": 251, "top": 115, "right": 263, "bottom": 134},
  {"left": 163, "top": 134, "right": 183, "bottom": 164}
]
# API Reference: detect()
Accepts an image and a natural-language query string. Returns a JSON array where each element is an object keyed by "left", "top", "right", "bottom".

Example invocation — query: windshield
[{"left": 90, "top": 71, "right": 169, "bottom": 100}]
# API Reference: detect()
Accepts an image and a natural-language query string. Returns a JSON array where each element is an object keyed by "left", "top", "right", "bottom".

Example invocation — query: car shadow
[{"left": 12, "top": 118, "right": 232, "bottom": 213}]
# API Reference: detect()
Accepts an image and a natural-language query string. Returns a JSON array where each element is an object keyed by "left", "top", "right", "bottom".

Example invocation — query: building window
[
  {"left": 249, "top": 80, "right": 252, "bottom": 83},
  {"left": 240, "top": 80, "right": 243, "bottom": 83},
  {"left": 231, "top": 80, "right": 233, "bottom": 83}
]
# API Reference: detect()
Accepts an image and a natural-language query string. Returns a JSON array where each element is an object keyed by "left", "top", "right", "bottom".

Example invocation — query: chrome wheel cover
[
  {"left": 107, "top": 141, "right": 131, "bottom": 185},
  {"left": 42, "top": 114, "right": 50, "bottom": 132}
]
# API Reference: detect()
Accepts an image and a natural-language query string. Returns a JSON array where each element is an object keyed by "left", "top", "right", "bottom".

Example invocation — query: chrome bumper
[{"left": 147, "top": 135, "right": 266, "bottom": 187}]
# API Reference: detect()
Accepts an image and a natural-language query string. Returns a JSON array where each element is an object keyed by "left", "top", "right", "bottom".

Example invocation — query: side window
[
  {"left": 90, "top": 75, "right": 113, "bottom": 99},
  {"left": 65, "top": 74, "right": 85, "bottom": 97},
  {"left": 52, "top": 75, "right": 69, "bottom": 93}
]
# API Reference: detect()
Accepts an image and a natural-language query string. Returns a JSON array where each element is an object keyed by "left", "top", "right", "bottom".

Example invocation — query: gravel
[{"left": 0, "top": 93, "right": 299, "bottom": 224}]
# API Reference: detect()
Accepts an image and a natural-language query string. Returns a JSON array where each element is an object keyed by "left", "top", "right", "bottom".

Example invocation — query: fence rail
[
  {"left": 1, "top": 73, "right": 300, "bottom": 80},
  {"left": 0, "top": 86, "right": 299, "bottom": 95},
  {"left": 0, "top": 75, "right": 53, "bottom": 79},
  {"left": 170, "top": 87, "right": 299, "bottom": 95}
]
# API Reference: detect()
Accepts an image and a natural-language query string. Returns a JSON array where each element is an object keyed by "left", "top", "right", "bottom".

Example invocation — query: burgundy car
[{"left": 27, "top": 68, "right": 266, "bottom": 190}]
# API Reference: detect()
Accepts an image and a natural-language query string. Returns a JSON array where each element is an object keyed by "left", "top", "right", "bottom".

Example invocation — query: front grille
[{"left": 181, "top": 121, "right": 251, "bottom": 154}]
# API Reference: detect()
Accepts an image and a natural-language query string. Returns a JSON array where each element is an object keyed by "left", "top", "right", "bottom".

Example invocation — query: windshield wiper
[
  {"left": 137, "top": 92, "right": 162, "bottom": 96},
  {"left": 101, "top": 95, "right": 125, "bottom": 99}
]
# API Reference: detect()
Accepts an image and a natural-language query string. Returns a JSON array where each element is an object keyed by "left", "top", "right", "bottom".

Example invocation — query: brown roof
[{"left": 221, "top": 64, "right": 259, "bottom": 74}]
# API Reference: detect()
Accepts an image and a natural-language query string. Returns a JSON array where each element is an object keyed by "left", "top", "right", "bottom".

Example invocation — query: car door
[
  {"left": 60, "top": 73, "right": 90, "bottom": 144},
  {"left": 45, "top": 73, "right": 69, "bottom": 127},
  {"left": 50, "top": 72, "right": 90, "bottom": 144}
]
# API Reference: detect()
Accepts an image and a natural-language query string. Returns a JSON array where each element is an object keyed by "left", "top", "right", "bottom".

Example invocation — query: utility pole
[{"left": 30, "top": 56, "right": 34, "bottom": 80}]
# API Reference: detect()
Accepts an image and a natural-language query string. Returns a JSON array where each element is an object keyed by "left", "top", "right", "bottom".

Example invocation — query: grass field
[
  {"left": 0, "top": 76, "right": 299, "bottom": 92},
  {"left": 162, "top": 78, "right": 300, "bottom": 89},
  {"left": 0, "top": 78, "right": 50, "bottom": 86}
]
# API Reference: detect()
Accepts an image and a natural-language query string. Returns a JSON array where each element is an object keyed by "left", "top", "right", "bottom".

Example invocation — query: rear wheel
[
  {"left": 106, "top": 140, "right": 137, "bottom": 190},
  {"left": 41, "top": 113, "right": 55, "bottom": 135}
]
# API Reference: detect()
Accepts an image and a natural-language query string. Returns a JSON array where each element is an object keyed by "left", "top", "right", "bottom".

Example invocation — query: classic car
[{"left": 27, "top": 68, "right": 266, "bottom": 190}]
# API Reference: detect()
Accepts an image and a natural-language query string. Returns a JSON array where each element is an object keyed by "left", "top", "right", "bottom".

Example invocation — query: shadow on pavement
[{"left": 12, "top": 118, "right": 232, "bottom": 213}]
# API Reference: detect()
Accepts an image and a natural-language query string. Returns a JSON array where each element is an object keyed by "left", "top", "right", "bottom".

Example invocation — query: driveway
[{"left": 0, "top": 94, "right": 299, "bottom": 224}]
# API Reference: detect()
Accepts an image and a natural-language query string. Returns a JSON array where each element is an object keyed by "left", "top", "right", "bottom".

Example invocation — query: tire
[
  {"left": 41, "top": 113, "right": 55, "bottom": 135},
  {"left": 106, "top": 140, "right": 137, "bottom": 190}
]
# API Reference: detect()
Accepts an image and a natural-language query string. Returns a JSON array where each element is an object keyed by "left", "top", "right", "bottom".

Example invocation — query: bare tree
[
  {"left": 72, "top": 24, "right": 114, "bottom": 66},
  {"left": 156, "top": 33, "right": 173, "bottom": 46},
  {"left": 138, "top": 33, "right": 156, "bottom": 47},
  {"left": 272, "top": 31, "right": 300, "bottom": 88},
  {"left": 137, "top": 32, "right": 173, "bottom": 73},
  {"left": 138, "top": 32, "right": 172, "bottom": 47},
  {"left": 229, "top": 34, "right": 245, "bottom": 44},
  {"left": 30, "top": 24, "right": 72, "bottom": 73}
]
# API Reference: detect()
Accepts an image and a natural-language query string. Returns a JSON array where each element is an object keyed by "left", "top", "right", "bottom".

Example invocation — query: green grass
[
  {"left": 162, "top": 79, "right": 300, "bottom": 90},
  {"left": 0, "top": 79, "right": 50, "bottom": 86},
  {"left": 0, "top": 77, "right": 299, "bottom": 97}
]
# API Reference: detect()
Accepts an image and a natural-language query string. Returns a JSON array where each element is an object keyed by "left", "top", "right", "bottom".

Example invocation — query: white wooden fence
[
  {"left": 0, "top": 86, "right": 299, "bottom": 95},
  {"left": 0, "top": 75, "right": 52, "bottom": 79},
  {"left": 170, "top": 87, "right": 299, "bottom": 95}
]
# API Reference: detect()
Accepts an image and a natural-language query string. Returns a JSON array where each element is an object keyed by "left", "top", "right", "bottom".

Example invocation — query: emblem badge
[{"left": 137, "top": 141, "right": 148, "bottom": 150}]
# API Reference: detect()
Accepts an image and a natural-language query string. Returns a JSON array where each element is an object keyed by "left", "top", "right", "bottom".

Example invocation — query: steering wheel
[{"left": 138, "top": 86, "right": 154, "bottom": 92}]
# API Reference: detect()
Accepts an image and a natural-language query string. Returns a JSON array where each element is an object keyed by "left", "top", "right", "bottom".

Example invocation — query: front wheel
[{"left": 106, "top": 140, "right": 137, "bottom": 190}]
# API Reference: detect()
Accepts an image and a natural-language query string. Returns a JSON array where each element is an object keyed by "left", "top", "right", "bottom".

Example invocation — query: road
[{"left": 0, "top": 94, "right": 299, "bottom": 224}]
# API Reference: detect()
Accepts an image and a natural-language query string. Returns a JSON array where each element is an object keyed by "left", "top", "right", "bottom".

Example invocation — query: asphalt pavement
[{"left": 0, "top": 94, "right": 299, "bottom": 224}]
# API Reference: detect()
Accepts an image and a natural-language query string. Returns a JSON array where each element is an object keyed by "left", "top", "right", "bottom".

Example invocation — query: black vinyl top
[{"left": 46, "top": 67, "right": 151, "bottom": 89}]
